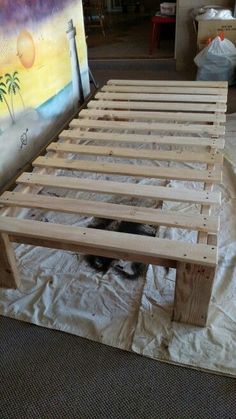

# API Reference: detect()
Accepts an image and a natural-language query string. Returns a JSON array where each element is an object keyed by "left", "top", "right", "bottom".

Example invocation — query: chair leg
[
  {"left": 99, "top": 15, "right": 105, "bottom": 36},
  {"left": 0, "top": 233, "right": 20, "bottom": 289},
  {"left": 149, "top": 22, "right": 157, "bottom": 55}
]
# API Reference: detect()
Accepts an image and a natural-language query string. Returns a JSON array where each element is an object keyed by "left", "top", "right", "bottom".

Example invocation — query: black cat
[{"left": 86, "top": 219, "right": 156, "bottom": 279}]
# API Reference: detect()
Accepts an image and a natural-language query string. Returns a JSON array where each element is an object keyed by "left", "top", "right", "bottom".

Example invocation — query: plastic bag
[
  {"left": 194, "top": 35, "right": 236, "bottom": 85},
  {"left": 195, "top": 8, "right": 234, "bottom": 21}
]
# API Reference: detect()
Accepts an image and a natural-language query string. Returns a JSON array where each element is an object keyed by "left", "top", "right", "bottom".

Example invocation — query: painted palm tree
[
  {"left": 0, "top": 76, "right": 14, "bottom": 124},
  {"left": 5, "top": 71, "right": 25, "bottom": 120}
]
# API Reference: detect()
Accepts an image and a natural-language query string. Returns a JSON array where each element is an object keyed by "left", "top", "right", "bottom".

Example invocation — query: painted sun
[{"left": 17, "top": 29, "right": 35, "bottom": 68}]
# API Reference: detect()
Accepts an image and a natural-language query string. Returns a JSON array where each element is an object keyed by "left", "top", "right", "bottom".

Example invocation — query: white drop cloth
[{"left": 0, "top": 118, "right": 235, "bottom": 377}]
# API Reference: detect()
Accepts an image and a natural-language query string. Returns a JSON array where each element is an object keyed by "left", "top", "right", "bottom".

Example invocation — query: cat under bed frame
[{"left": 0, "top": 79, "right": 227, "bottom": 327}]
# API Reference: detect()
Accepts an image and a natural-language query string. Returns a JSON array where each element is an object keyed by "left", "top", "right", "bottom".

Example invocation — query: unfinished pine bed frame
[{"left": 0, "top": 79, "right": 227, "bottom": 327}]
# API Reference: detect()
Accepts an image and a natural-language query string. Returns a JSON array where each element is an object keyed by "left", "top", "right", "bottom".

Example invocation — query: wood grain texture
[
  {"left": 0, "top": 78, "right": 226, "bottom": 307},
  {"left": 59, "top": 129, "right": 225, "bottom": 149},
  {"left": 16, "top": 173, "right": 221, "bottom": 206},
  {"left": 0, "top": 233, "right": 19, "bottom": 289},
  {"left": 81, "top": 108, "right": 227, "bottom": 123},
  {"left": 107, "top": 79, "right": 228, "bottom": 88},
  {"left": 102, "top": 84, "right": 228, "bottom": 96},
  {"left": 33, "top": 157, "right": 222, "bottom": 183},
  {"left": 173, "top": 262, "right": 216, "bottom": 326},
  {"left": 0, "top": 216, "right": 218, "bottom": 266},
  {"left": 95, "top": 92, "right": 227, "bottom": 104},
  {"left": 71, "top": 118, "right": 225, "bottom": 135},
  {"left": 10, "top": 234, "right": 176, "bottom": 269},
  {"left": 88, "top": 99, "right": 227, "bottom": 113},
  {"left": 47, "top": 142, "right": 223, "bottom": 165},
  {"left": 0, "top": 192, "right": 219, "bottom": 233}
]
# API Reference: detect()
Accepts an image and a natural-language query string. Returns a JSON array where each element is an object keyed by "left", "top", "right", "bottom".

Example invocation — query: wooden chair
[{"left": 83, "top": 0, "right": 106, "bottom": 37}]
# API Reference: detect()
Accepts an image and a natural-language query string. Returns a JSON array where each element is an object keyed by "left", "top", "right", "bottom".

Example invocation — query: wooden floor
[{"left": 0, "top": 79, "right": 227, "bottom": 327}]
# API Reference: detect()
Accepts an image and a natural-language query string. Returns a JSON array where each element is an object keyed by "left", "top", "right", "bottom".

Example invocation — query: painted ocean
[
  {"left": 37, "top": 82, "right": 73, "bottom": 120},
  {"left": 37, "top": 67, "right": 90, "bottom": 120}
]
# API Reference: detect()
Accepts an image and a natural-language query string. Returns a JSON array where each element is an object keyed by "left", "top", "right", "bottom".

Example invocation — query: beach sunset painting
[{"left": 0, "top": 0, "right": 90, "bottom": 189}]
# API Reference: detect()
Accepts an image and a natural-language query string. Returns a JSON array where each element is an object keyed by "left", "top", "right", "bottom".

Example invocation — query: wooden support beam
[
  {"left": 173, "top": 262, "right": 216, "bottom": 326},
  {"left": 0, "top": 233, "right": 19, "bottom": 289},
  {"left": 0, "top": 216, "right": 218, "bottom": 267}
]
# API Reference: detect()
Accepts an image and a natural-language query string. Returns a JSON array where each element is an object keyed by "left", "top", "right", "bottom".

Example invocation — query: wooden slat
[
  {"left": 89, "top": 99, "right": 227, "bottom": 113},
  {"left": 107, "top": 79, "right": 228, "bottom": 88},
  {"left": 95, "top": 92, "right": 227, "bottom": 104},
  {"left": 59, "top": 129, "right": 225, "bottom": 149},
  {"left": 0, "top": 216, "right": 218, "bottom": 267},
  {"left": 81, "top": 108, "right": 226, "bottom": 123},
  {"left": 33, "top": 157, "right": 222, "bottom": 183},
  {"left": 47, "top": 142, "right": 223, "bottom": 165},
  {"left": 71, "top": 119, "right": 225, "bottom": 136},
  {"left": 17, "top": 173, "right": 221, "bottom": 206},
  {"left": 0, "top": 192, "right": 219, "bottom": 233},
  {"left": 102, "top": 85, "right": 227, "bottom": 96}
]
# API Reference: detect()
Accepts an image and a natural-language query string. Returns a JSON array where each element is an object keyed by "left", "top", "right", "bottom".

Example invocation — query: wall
[
  {"left": 175, "top": 0, "right": 235, "bottom": 70},
  {"left": 144, "top": 1, "right": 160, "bottom": 12},
  {"left": 0, "top": 0, "right": 90, "bottom": 191},
  {"left": 106, "top": 1, "right": 160, "bottom": 13}
]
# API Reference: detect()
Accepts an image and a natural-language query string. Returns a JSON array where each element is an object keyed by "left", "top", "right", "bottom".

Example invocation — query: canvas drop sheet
[{"left": 0, "top": 116, "right": 235, "bottom": 377}]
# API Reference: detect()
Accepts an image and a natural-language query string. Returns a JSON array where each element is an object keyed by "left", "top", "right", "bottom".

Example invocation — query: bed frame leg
[
  {"left": 0, "top": 233, "right": 20, "bottom": 289},
  {"left": 173, "top": 262, "right": 216, "bottom": 327}
]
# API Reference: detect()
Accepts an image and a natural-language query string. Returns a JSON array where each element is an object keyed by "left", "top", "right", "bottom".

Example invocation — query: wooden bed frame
[{"left": 0, "top": 79, "right": 227, "bottom": 327}]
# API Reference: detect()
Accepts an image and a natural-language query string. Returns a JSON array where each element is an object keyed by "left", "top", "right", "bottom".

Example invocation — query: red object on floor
[{"left": 149, "top": 15, "right": 176, "bottom": 55}]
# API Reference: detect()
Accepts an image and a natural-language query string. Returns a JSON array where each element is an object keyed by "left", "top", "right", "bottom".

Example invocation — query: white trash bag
[
  {"left": 195, "top": 8, "right": 234, "bottom": 21},
  {"left": 194, "top": 35, "right": 236, "bottom": 85}
]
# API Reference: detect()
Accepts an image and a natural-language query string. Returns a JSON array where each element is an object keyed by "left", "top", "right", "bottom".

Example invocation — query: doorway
[{"left": 83, "top": 1, "right": 176, "bottom": 60}]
